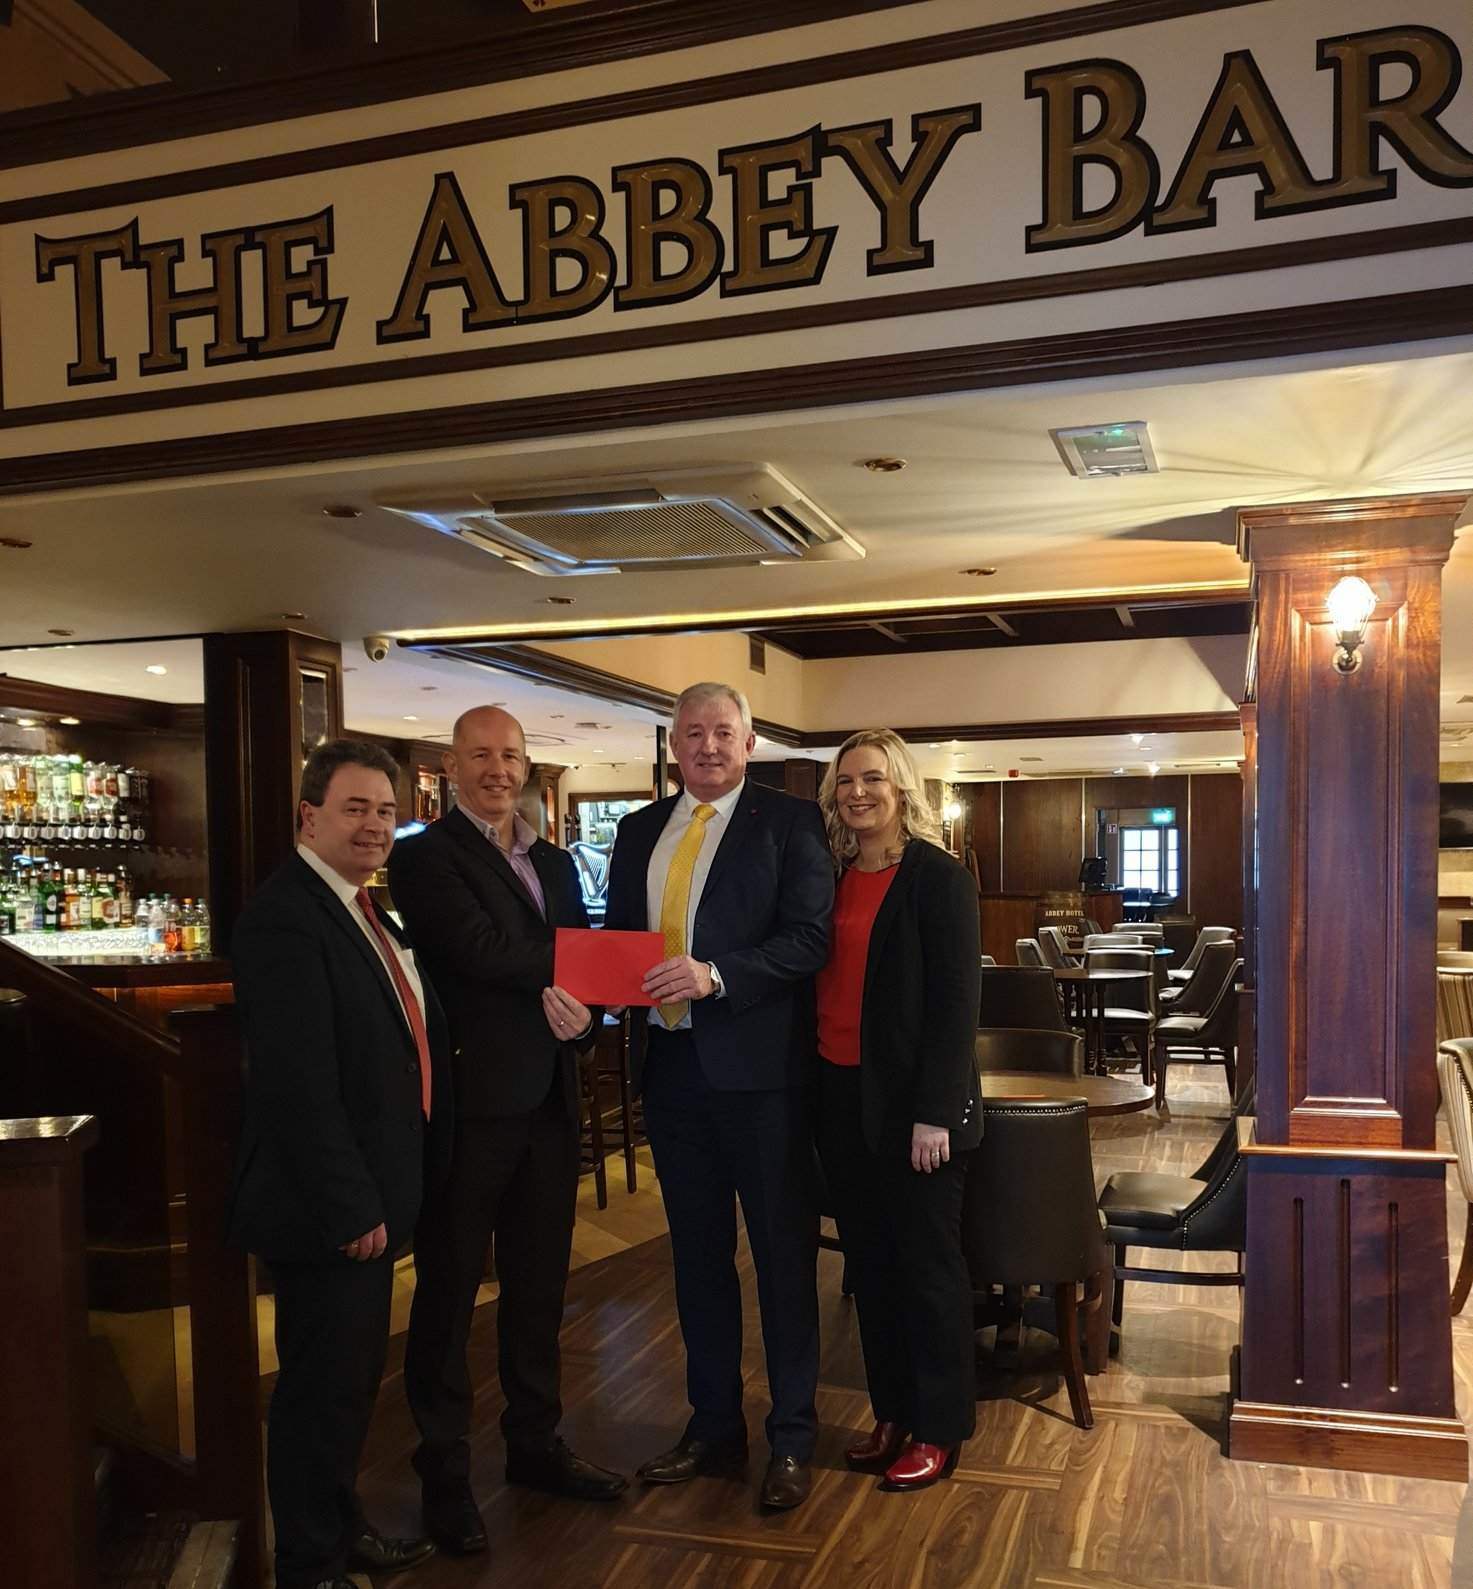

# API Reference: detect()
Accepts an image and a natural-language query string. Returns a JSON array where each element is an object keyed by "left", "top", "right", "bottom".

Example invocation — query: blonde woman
[{"left": 815, "top": 729, "right": 981, "bottom": 1490}]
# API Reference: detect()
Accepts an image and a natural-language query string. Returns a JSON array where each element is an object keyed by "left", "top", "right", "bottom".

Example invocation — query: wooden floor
[{"left": 337, "top": 1065, "right": 1473, "bottom": 1588}]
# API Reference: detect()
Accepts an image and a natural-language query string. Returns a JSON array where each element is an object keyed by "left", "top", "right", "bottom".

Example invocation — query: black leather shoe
[
  {"left": 306, "top": 1580, "right": 358, "bottom": 1589},
  {"left": 635, "top": 1435, "right": 749, "bottom": 1484},
  {"left": 347, "top": 1523, "right": 437, "bottom": 1572},
  {"left": 760, "top": 1454, "right": 812, "bottom": 1510},
  {"left": 422, "top": 1482, "right": 488, "bottom": 1556},
  {"left": 506, "top": 1436, "right": 628, "bottom": 1501}
]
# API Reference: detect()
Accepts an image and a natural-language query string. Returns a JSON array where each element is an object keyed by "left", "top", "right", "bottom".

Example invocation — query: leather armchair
[
  {"left": 1084, "top": 947, "right": 1156, "bottom": 1072},
  {"left": 974, "top": 1027, "right": 1084, "bottom": 1077},
  {"left": 1436, "top": 1038, "right": 1473, "bottom": 1313},
  {"left": 1159, "top": 939, "right": 1236, "bottom": 1011},
  {"left": 1015, "top": 937, "right": 1047, "bottom": 968},
  {"left": 1167, "top": 926, "right": 1235, "bottom": 985},
  {"left": 1037, "top": 927, "right": 1079, "bottom": 970},
  {"left": 1099, "top": 1105, "right": 1248, "bottom": 1333},
  {"left": 963, "top": 1098, "right": 1109, "bottom": 1428},
  {"left": 980, "top": 967, "right": 1071, "bottom": 1033},
  {"left": 1150, "top": 958, "right": 1243, "bottom": 1105}
]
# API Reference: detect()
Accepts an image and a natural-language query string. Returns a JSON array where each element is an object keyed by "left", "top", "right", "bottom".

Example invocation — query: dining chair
[
  {"left": 1038, "top": 926, "right": 1079, "bottom": 970},
  {"left": 1167, "top": 926, "right": 1235, "bottom": 985},
  {"left": 1159, "top": 939, "right": 1236, "bottom": 1013},
  {"left": 1150, "top": 958, "right": 1243, "bottom": 1105},
  {"left": 1015, "top": 937, "right": 1048, "bottom": 968},
  {"left": 1100, "top": 1101, "right": 1248, "bottom": 1330},
  {"left": 974, "top": 1026, "right": 1084, "bottom": 1077},
  {"left": 1437, "top": 964, "right": 1473, "bottom": 1045},
  {"left": 1158, "top": 915, "right": 1198, "bottom": 962},
  {"left": 1437, "top": 1039, "right": 1473, "bottom": 1314},
  {"left": 1119, "top": 922, "right": 1164, "bottom": 943},
  {"left": 980, "top": 966, "right": 1071, "bottom": 1033},
  {"left": 1083, "top": 948, "right": 1156, "bottom": 1071},
  {"left": 980, "top": 954, "right": 997, "bottom": 967},
  {"left": 1085, "top": 932, "right": 1143, "bottom": 949},
  {"left": 1082, "top": 916, "right": 1104, "bottom": 937},
  {"left": 963, "top": 1098, "right": 1110, "bottom": 1428}
]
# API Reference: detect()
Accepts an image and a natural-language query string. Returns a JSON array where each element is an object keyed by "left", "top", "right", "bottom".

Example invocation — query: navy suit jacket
[
  {"left": 604, "top": 780, "right": 834, "bottom": 1093},
  {"left": 387, "top": 805, "right": 596, "bottom": 1121},
  {"left": 226, "top": 852, "right": 453, "bottom": 1263}
]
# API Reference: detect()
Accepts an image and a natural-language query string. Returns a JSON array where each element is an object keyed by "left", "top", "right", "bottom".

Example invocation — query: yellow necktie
[{"left": 658, "top": 802, "right": 716, "bottom": 1028}]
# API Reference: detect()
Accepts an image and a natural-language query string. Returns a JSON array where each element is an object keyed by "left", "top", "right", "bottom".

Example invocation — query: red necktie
[{"left": 357, "top": 888, "right": 432, "bottom": 1119}]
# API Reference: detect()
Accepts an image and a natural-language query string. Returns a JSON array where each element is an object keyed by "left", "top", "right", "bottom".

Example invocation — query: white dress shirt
[
  {"left": 645, "top": 779, "right": 745, "bottom": 1030},
  {"left": 297, "top": 844, "right": 427, "bottom": 1025}
]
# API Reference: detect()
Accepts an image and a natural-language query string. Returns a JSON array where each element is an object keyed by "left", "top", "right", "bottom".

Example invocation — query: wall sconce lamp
[
  {"left": 1326, "top": 575, "right": 1377, "bottom": 674},
  {"left": 943, "top": 800, "right": 963, "bottom": 823}
]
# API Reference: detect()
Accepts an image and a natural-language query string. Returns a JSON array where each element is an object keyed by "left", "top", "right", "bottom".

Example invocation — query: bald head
[{"left": 445, "top": 705, "right": 529, "bottom": 834}]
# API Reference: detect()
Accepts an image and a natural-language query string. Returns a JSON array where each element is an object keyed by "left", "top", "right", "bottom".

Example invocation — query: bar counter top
[{"left": 49, "top": 957, "right": 232, "bottom": 989}]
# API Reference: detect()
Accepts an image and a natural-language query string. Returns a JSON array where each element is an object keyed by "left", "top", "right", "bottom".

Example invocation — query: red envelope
[{"left": 553, "top": 927, "right": 665, "bottom": 1006}]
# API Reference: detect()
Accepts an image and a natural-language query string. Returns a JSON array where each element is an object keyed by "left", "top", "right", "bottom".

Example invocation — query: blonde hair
[{"left": 818, "top": 728, "right": 942, "bottom": 865}]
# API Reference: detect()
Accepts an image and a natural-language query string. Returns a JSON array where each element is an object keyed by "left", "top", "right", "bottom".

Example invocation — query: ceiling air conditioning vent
[{"left": 379, "top": 466, "right": 863, "bottom": 576}]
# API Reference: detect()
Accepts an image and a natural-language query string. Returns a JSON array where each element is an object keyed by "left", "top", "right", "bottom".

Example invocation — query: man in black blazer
[
  {"left": 604, "top": 682, "right": 833, "bottom": 1509},
  {"left": 388, "top": 705, "right": 627, "bottom": 1555},
  {"left": 227, "top": 739, "right": 452, "bottom": 1589}
]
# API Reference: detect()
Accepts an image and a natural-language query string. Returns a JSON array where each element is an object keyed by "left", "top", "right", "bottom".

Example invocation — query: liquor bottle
[
  {"left": 61, "top": 868, "right": 78, "bottom": 931},
  {"left": 116, "top": 866, "right": 134, "bottom": 928},
  {"left": 41, "top": 868, "right": 61, "bottom": 932},
  {"left": 195, "top": 897, "right": 211, "bottom": 956},
  {"left": 180, "top": 899, "right": 198, "bottom": 953},
  {"left": 101, "top": 873, "right": 121, "bottom": 929},
  {"left": 162, "top": 897, "right": 182, "bottom": 956},
  {"left": 91, "top": 870, "right": 112, "bottom": 930}
]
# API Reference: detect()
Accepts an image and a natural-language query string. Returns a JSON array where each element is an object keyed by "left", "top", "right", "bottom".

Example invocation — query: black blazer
[
  {"left": 226, "top": 852, "right": 453, "bottom": 1263},
  {"left": 604, "top": 780, "right": 834, "bottom": 1093},
  {"left": 387, "top": 806, "right": 595, "bottom": 1120},
  {"left": 843, "top": 839, "right": 983, "bottom": 1157}
]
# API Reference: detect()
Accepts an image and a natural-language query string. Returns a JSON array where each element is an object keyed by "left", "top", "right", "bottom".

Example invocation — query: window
[{"left": 1121, "top": 825, "right": 1180, "bottom": 894}]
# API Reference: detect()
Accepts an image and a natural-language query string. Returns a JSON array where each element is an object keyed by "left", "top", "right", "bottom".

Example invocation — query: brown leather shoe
[
  {"left": 844, "top": 1421, "right": 908, "bottom": 1472},
  {"left": 759, "top": 1454, "right": 811, "bottom": 1510},
  {"left": 880, "top": 1441, "right": 960, "bottom": 1491},
  {"left": 636, "top": 1435, "right": 748, "bottom": 1484}
]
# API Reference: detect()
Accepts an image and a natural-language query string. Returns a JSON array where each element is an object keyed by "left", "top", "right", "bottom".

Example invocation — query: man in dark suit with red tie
[
  {"left": 387, "top": 706, "right": 627, "bottom": 1557},
  {"left": 227, "top": 739, "right": 453, "bottom": 1589}
]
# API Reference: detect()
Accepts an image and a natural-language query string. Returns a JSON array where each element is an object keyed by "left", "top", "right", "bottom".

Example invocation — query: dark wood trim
[
  {"left": 7, "top": 284, "right": 1469, "bottom": 497},
  {"left": 1228, "top": 1402, "right": 1468, "bottom": 1483},
  {"left": 0, "top": 672, "right": 196, "bottom": 730},
  {"left": 433, "top": 643, "right": 803, "bottom": 748},
  {"left": 0, "top": 0, "right": 1257, "bottom": 175},
  {"left": 796, "top": 712, "right": 1241, "bottom": 747},
  {"left": 6, "top": 217, "right": 1468, "bottom": 433},
  {"left": 414, "top": 586, "right": 1249, "bottom": 649}
]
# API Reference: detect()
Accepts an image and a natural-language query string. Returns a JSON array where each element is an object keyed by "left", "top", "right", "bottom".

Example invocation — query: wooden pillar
[
  {"left": 1228, "top": 493, "right": 1468, "bottom": 1480},
  {"left": 1236, "top": 702, "right": 1258, "bottom": 1104},
  {"left": 202, "top": 631, "right": 344, "bottom": 951},
  {"left": 0, "top": 1115, "right": 100, "bottom": 1589}
]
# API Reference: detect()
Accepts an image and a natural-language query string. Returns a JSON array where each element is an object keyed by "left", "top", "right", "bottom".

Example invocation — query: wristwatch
[{"left": 706, "top": 961, "right": 726, "bottom": 999}]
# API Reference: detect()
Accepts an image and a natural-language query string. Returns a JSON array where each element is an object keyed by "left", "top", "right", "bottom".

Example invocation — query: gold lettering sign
[
  {"left": 719, "top": 130, "right": 837, "bottom": 296},
  {"left": 509, "top": 176, "right": 616, "bottom": 321},
  {"left": 612, "top": 158, "right": 723, "bottom": 310},
  {"left": 254, "top": 210, "right": 348, "bottom": 358}
]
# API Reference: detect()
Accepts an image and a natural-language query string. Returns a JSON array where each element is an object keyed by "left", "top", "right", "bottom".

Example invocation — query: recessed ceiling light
[
  {"left": 1130, "top": 733, "right": 1145, "bottom": 745},
  {"left": 145, "top": 664, "right": 168, "bottom": 675},
  {"left": 344, "top": 666, "right": 358, "bottom": 673},
  {"left": 281, "top": 611, "right": 306, "bottom": 621},
  {"left": 420, "top": 685, "right": 438, "bottom": 692},
  {"left": 47, "top": 628, "right": 74, "bottom": 637},
  {"left": 859, "top": 456, "right": 907, "bottom": 472},
  {"left": 321, "top": 505, "right": 362, "bottom": 519},
  {"left": 1020, "top": 755, "right": 1042, "bottom": 763},
  {"left": 403, "top": 715, "right": 420, "bottom": 722},
  {"left": 60, "top": 716, "right": 80, "bottom": 726},
  {"left": 16, "top": 718, "right": 37, "bottom": 728},
  {"left": 960, "top": 567, "right": 997, "bottom": 577},
  {"left": 542, "top": 595, "right": 576, "bottom": 605},
  {"left": 1148, "top": 761, "right": 1161, "bottom": 775}
]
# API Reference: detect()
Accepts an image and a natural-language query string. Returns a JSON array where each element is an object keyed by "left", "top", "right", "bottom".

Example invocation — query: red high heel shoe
[
  {"left": 844, "top": 1422, "right": 908, "bottom": 1473},
  {"left": 880, "top": 1441, "right": 961, "bottom": 1491}
]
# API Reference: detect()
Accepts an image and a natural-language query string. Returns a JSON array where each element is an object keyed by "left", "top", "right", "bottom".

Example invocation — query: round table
[
  {"left": 1051, "top": 967, "right": 1152, "bottom": 1071},
  {"left": 979, "top": 1070, "right": 1155, "bottom": 1116}
]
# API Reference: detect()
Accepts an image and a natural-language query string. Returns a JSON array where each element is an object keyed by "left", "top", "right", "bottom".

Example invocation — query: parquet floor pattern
[{"left": 346, "top": 1066, "right": 1473, "bottom": 1587}]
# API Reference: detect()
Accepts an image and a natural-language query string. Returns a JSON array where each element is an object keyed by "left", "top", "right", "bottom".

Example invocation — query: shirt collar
[
  {"left": 297, "top": 842, "right": 366, "bottom": 907},
  {"left": 680, "top": 777, "right": 745, "bottom": 820},
  {"left": 460, "top": 804, "right": 539, "bottom": 856}
]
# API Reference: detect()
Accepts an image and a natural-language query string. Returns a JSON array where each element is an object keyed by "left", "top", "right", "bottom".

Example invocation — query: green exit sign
[{"left": 1150, "top": 808, "right": 1176, "bottom": 826}]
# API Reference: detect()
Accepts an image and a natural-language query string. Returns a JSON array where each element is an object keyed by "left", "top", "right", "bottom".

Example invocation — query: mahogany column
[
  {"left": 1229, "top": 494, "right": 1468, "bottom": 1480},
  {"left": 0, "top": 1115, "right": 100, "bottom": 1589},
  {"left": 203, "top": 630, "right": 344, "bottom": 950}
]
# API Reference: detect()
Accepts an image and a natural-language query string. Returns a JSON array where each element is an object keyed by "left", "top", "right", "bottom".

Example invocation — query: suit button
[{"left": 405, "top": 1062, "right": 419, "bottom": 1074}]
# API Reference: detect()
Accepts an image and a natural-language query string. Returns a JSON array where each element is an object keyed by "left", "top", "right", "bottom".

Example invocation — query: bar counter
[
  {"left": 1, "top": 930, "right": 233, "bottom": 1027},
  {"left": 980, "top": 890, "right": 1126, "bottom": 962}
]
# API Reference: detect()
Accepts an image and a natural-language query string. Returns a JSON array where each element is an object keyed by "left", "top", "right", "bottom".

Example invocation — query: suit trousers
[
  {"left": 266, "top": 1252, "right": 395, "bottom": 1589},
  {"left": 816, "top": 1062, "right": 976, "bottom": 1447},
  {"left": 404, "top": 1074, "right": 579, "bottom": 1485},
  {"left": 641, "top": 1028, "right": 820, "bottom": 1458}
]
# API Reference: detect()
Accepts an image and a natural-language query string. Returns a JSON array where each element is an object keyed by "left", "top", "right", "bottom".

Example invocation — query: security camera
[{"left": 363, "top": 634, "right": 393, "bottom": 662}]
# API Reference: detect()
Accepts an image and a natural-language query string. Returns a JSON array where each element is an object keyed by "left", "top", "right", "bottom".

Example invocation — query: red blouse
[{"left": 817, "top": 864, "right": 897, "bottom": 1067}]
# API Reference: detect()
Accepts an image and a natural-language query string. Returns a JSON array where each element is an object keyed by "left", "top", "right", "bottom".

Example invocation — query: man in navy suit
[
  {"left": 227, "top": 739, "right": 452, "bottom": 1589},
  {"left": 388, "top": 706, "right": 627, "bottom": 1557},
  {"left": 604, "top": 682, "right": 834, "bottom": 1509}
]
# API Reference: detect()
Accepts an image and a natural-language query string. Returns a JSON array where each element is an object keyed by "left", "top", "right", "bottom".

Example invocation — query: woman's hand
[
  {"left": 911, "top": 1122, "right": 950, "bottom": 1173},
  {"left": 542, "top": 985, "right": 593, "bottom": 1041}
]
